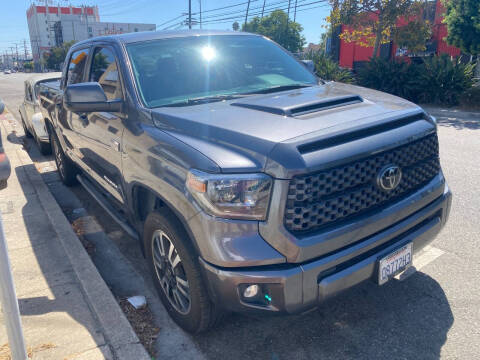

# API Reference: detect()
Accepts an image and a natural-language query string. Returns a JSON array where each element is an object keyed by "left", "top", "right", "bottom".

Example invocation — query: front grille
[{"left": 284, "top": 133, "right": 440, "bottom": 233}]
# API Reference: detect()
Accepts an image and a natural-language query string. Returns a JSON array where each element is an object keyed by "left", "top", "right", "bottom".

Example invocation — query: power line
[
  {"left": 199, "top": 0, "right": 310, "bottom": 21},
  {"left": 199, "top": 0, "right": 328, "bottom": 25}
]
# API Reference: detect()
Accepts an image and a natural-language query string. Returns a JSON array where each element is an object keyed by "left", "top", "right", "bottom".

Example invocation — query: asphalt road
[{"left": 1, "top": 72, "right": 479, "bottom": 360}]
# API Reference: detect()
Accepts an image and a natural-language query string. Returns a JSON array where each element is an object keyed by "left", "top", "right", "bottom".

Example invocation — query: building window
[
  {"left": 134, "top": 28, "right": 138, "bottom": 32},
  {"left": 88, "top": 27, "right": 92, "bottom": 33}
]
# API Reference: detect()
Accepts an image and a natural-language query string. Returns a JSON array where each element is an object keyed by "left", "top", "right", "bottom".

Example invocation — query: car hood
[{"left": 151, "top": 82, "right": 426, "bottom": 175}]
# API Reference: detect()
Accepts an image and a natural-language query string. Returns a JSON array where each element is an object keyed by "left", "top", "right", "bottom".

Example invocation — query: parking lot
[{"left": 1, "top": 72, "right": 479, "bottom": 359}]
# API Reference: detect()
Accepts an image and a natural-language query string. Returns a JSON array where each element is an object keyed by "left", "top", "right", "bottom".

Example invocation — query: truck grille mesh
[{"left": 284, "top": 133, "right": 440, "bottom": 233}]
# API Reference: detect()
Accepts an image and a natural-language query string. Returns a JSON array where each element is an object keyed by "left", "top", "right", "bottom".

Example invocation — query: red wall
[{"left": 338, "top": 2, "right": 461, "bottom": 69}]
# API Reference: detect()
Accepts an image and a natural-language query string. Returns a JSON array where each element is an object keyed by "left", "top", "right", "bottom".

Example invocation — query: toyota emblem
[{"left": 377, "top": 165, "right": 402, "bottom": 191}]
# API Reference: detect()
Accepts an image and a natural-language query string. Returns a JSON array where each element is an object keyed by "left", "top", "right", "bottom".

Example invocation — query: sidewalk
[{"left": 0, "top": 109, "right": 149, "bottom": 359}]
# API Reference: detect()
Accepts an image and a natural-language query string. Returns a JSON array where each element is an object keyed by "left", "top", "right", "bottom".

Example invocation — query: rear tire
[
  {"left": 144, "top": 210, "right": 222, "bottom": 333},
  {"left": 51, "top": 131, "right": 77, "bottom": 186},
  {"left": 35, "top": 135, "right": 51, "bottom": 155}
]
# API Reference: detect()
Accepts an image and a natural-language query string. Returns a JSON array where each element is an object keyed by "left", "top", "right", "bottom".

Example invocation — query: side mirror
[
  {"left": 301, "top": 59, "right": 315, "bottom": 73},
  {"left": 64, "top": 82, "right": 122, "bottom": 113},
  {"left": 0, "top": 100, "right": 4, "bottom": 114}
]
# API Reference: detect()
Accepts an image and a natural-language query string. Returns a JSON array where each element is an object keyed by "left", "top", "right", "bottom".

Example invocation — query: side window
[
  {"left": 90, "top": 47, "right": 123, "bottom": 101},
  {"left": 66, "top": 48, "right": 89, "bottom": 85},
  {"left": 28, "top": 85, "right": 35, "bottom": 102},
  {"left": 24, "top": 83, "right": 31, "bottom": 101}
]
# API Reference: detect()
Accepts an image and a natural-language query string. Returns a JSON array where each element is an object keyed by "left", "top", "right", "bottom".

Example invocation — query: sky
[{"left": 0, "top": 0, "right": 331, "bottom": 56}]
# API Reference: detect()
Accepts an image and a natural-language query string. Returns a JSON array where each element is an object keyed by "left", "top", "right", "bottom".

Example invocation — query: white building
[{"left": 26, "top": 3, "right": 155, "bottom": 69}]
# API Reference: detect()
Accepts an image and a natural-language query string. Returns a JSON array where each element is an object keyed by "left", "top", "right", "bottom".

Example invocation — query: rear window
[{"left": 126, "top": 35, "right": 316, "bottom": 108}]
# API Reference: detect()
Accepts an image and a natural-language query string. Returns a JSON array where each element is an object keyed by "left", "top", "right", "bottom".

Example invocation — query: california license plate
[{"left": 378, "top": 243, "right": 412, "bottom": 285}]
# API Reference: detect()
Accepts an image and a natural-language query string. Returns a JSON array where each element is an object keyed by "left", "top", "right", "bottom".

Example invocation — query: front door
[
  {"left": 58, "top": 47, "right": 91, "bottom": 162},
  {"left": 77, "top": 45, "right": 126, "bottom": 206}
]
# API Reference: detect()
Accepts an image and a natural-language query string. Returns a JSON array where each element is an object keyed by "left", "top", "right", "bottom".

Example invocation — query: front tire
[
  {"left": 144, "top": 210, "right": 222, "bottom": 333},
  {"left": 51, "top": 132, "right": 77, "bottom": 186}
]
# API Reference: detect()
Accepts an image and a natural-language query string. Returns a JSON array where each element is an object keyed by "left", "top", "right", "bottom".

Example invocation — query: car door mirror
[
  {"left": 0, "top": 101, "right": 4, "bottom": 114},
  {"left": 64, "top": 82, "right": 123, "bottom": 112},
  {"left": 301, "top": 59, "right": 315, "bottom": 73}
]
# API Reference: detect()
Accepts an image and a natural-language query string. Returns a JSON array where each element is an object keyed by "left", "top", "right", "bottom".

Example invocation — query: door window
[
  {"left": 24, "top": 83, "right": 31, "bottom": 102},
  {"left": 90, "top": 47, "right": 123, "bottom": 101},
  {"left": 66, "top": 48, "right": 89, "bottom": 85}
]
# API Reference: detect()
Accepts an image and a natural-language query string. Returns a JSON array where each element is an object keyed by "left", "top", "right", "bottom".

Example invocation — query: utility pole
[
  {"left": 294, "top": 0, "right": 298, "bottom": 22},
  {"left": 244, "top": 0, "right": 251, "bottom": 27},
  {"left": 261, "top": 0, "right": 266, "bottom": 19},
  {"left": 287, "top": 0, "right": 292, "bottom": 19},
  {"left": 15, "top": 43, "right": 19, "bottom": 63},
  {"left": 199, "top": 0, "right": 202, "bottom": 29},
  {"left": 188, "top": 0, "right": 192, "bottom": 29}
]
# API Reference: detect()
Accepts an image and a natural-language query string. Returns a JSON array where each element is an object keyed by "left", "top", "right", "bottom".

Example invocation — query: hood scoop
[{"left": 231, "top": 94, "right": 363, "bottom": 117}]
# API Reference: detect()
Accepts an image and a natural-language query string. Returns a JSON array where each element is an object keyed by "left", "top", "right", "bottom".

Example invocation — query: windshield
[{"left": 126, "top": 35, "right": 317, "bottom": 108}]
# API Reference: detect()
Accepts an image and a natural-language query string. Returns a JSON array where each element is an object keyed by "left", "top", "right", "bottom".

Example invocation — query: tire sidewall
[
  {"left": 144, "top": 211, "right": 209, "bottom": 333},
  {"left": 51, "top": 133, "right": 66, "bottom": 181}
]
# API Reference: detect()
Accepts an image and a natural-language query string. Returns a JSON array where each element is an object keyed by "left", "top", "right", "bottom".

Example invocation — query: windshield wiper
[
  {"left": 244, "top": 83, "right": 313, "bottom": 95},
  {"left": 160, "top": 94, "right": 245, "bottom": 107}
]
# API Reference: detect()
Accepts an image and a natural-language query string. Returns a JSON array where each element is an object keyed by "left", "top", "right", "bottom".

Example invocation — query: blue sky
[{"left": 0, "top": 0, "right": 330, "bottom": 56}]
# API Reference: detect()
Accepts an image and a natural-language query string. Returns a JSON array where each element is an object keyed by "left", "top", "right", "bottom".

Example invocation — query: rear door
[{"left": 79, "top": 44, "right": 126, "bottom": 205}]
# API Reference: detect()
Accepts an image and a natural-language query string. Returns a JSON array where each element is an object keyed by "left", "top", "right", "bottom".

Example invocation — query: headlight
[{"left": 186, "top": 169, "right": 272, "bottom": 220}]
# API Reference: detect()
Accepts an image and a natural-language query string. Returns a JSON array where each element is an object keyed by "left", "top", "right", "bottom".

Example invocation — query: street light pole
[{"left": 0, "top": 214, "right": 28, "bottom": 360}]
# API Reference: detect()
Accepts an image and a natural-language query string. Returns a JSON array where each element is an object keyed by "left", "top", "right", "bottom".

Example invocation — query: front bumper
[{"left": 199, "top": 185, "right": 452, "bottom": 314}]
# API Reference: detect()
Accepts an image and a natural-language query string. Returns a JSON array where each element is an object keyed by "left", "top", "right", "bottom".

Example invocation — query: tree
[
  {"left": 328, "top": 0, "right": 430, "bottom": 57},
  {"left": 443, "top": 0, "right": 480, "bottom": 55},
  {"left": 232, "top": 21, "right": 240, "bottom": 31},
  {"left": 23, "top": 61, "right": 34, "bottom": 71},
  {"left": 43, "top": 40, "right": 76, "bottom": 70},
  {"left": 242, "top": 10, "right": 306, "bottom": 53}
]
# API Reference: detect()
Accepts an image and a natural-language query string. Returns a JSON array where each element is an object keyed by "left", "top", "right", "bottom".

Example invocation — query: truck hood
[{"left": 151, "top": 82, "right": 428, "bottom": 176}]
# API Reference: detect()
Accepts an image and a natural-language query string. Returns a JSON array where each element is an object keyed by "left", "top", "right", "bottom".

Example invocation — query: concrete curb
[{"left": 2, "top": 108, "right": 150, "bottom": 360}]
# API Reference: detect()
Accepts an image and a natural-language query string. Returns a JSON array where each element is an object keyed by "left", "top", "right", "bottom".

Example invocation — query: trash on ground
[{"left": 127, "top": 295, "right": 147, "bottom": 309}]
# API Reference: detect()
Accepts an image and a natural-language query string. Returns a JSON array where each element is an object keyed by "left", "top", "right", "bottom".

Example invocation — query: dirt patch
[
  {"left": 71, "top": 217, "right": 96, "bottom": 256},
  {"left": 118, "top": 298, "right": 160, "bottom": 358},
  {"left": 0, "top": 342, "right": 56, "bottom": 359}
]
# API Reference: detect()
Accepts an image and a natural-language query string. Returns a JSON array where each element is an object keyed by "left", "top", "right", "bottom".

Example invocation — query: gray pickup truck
[{"left": 39, "top": 30, "right": 451, "bottom": 333}]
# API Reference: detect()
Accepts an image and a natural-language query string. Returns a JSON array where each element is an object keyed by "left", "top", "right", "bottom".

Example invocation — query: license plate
[{"left": 378, "top": 243, "right": 412, "bottom": 285}]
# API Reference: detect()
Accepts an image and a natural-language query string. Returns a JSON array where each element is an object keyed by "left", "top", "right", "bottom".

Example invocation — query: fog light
[{"left": 243, "top": 284, "right": 259, "bottom": 298}]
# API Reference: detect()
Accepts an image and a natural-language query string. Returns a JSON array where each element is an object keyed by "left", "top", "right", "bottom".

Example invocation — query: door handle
[
  {"left": 79, "top": 114, "right": 89, "bottom": 127},
  {"left": 111, "top": 139, "right": 121, "bottom": 152}
]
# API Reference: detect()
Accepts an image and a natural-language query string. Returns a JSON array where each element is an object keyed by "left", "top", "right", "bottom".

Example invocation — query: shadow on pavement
[
  {"left": 12, "top": 164, "right": 111, "bottom": 358},
  {"left": 428, "top": 109, "right": 480, "bottom": 131},
  {"left": 194, "top": 270, "right": 453, "bottom": 360}
]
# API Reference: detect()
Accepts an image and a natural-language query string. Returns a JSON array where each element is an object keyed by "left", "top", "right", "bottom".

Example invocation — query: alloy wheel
[
  {"left": 52, "top": 137, "right": 64, "bottom": 177},
  {"left": 152, "top": 230, "right": 191, "bottom": 314}
]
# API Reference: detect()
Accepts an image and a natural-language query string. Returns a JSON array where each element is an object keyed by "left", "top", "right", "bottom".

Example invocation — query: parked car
[
  {"left": 39, "top": 30, "right": 452, "bottom": 333},
  {"left": 3, "top": 70, "right": 11, "bottom": 74},
  {"left": 19, "top": 73, "right": 61, "bottom": 154},
  {"left": 0, "top": 100, "right": 11, "bottom": 189}
]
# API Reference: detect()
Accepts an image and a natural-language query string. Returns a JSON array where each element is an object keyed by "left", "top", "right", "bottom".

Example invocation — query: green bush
[
  {"left": 357, "top": 55, "right": 474, "bottom": 106},
  {"left": 303, "top": 50, "right": 355, "bottom": 84},
  {"left": 357, "top": 58, "right": 421, "bottom": 102},
  {"left": 415, "top": 55, "right": 474, "bottom": 105},
  {"left": 460, "top": 86, "right": 480, "bottom": 109}
]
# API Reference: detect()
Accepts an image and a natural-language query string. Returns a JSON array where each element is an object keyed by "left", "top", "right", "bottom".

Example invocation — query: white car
[{"left": 19, "top": 73, "right": 61, "bottom": 154}]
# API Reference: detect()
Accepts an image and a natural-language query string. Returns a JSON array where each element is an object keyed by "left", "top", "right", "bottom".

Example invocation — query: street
[{"left": 1, "top": 72, "right": 479, "bottom": 359}]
